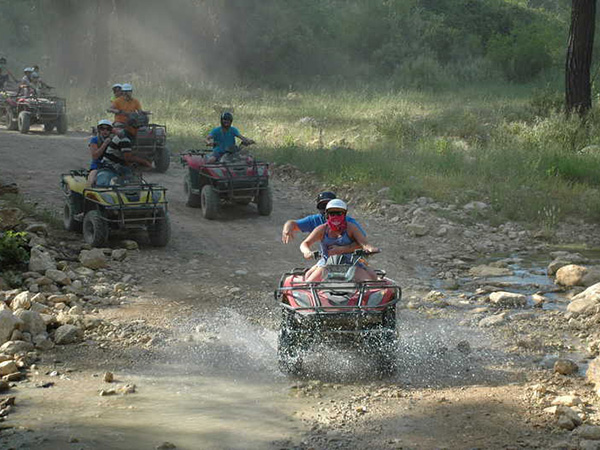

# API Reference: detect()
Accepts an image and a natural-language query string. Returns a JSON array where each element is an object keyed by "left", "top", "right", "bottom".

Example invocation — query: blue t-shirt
[
  {"left": 88, "top": 136, "right": 102, "bottom": 170},
  {"left": 296, "top": 214, "right": 366, "bottom": 236},
  {"left": 209, "top": 126, "right": 241, "bottom": 156}
]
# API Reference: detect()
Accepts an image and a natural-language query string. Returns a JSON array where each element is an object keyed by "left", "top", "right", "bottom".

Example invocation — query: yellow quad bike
[{"left": 60, "top": 169, "right": 171, "bottom": 247}]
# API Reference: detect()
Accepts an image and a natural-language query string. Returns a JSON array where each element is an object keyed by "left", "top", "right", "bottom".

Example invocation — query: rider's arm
[
  {"left": 282, "top": 220, "right": 300, "bottom": 243},
  {"left": 123, "top": 152, "right": 153, "bottom": 168},
  {"left": 238, "top": 134, "right": 254, "bottom": 145},
  {"left": 107, "top": 100, "right": 120, "bottom": 114},
  {"left": 348, "top": 223, "right": 378, "bottom": 253},
  {"left": 300, "top": 225, "right": 325, "bottom": 259},
  {"left": 89, "top": 137, "right": 111, "bottom": 160}
]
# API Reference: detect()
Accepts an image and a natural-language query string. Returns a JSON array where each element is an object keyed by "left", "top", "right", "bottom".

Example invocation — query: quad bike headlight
[
  {"left": 99, "top": 193, "right": 116, "bottom": 205},
  {"left": 366, "top": 290, "right": 385, "bottom": 307}
]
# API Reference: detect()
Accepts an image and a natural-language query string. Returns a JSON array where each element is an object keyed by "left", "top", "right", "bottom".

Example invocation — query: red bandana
[{"left": 327, "top": 214, "right": 347, "bottom": 233}]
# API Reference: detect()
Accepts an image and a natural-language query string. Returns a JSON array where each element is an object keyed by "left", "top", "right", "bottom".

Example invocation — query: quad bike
[
  {"left": 60, "top": 169, "right": 171, "bottom": 247},
  {"left": 3, "top": 87, "right": 67, "bottom": 134},
  {"left": 275, "top": 250, "right": 401, "bottom": 377},
  {"left": 128, "top": 111, "right": 171, "bottom": 173},
  {"left": 180, "top": 142, "right": 272, "bottom": 219}
]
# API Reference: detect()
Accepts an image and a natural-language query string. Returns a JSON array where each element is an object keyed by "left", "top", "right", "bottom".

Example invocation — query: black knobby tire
[
  {"left": 82, "top": 210, "right": 109, "bottom": 247},
  {"left": 148, "top": 210, "right": 171, "bottom": 247},
  {"left": 18, "top": 111, "right": 30, "bottom": 134},
  {"left": 256, "top": 186, "right": 273, "bottom": 216},
  {"left": 184, "top": 175, "right": 202, "bottom": 207},
  {"left": 154, "top": 146, "right": 170, "bottom": 173},
  {"left": 277, "top": 311, "right": 304, "bottom": 375},
  {"left": 369, "top": 328, "right": 398, "bottom": 378},
  {"left": 44, "top": 122, "right": 55, "bottom": 133},
  {"left": 201, "top": 184, "right": 220, "bottom": 219},
  {"left": 5, "top": 108, "right": 17, "bottom": 130},
  {"left": 56, "top": 114, "right": 68, "bottom": 134},
  {"left": 63, "top": 195, "right": 82, "bottom": 232}
]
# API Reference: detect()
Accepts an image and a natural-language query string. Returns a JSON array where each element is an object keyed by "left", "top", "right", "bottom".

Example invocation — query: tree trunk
[{"left": 565, "top": 0, "right": 596, "bottom": 114}]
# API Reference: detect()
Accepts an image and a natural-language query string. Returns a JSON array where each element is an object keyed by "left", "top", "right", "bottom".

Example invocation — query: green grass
[{"left": 65, "top": 81, "right": 600, "bottom": 228}]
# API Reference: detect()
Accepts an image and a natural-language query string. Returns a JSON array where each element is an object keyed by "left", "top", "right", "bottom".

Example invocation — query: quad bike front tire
[
  {"left": 278, "top": 325, "right": 304, "bottom": 376},
  {"left": 256, "top": 186, "right": 273, "bottom": 216},
  {"left": 367, "top": 328, "right": 398, "bottom": 378},
  {"left": 56, "top": 114, "right": 68, "bottom": 134},
  {"left": 18, "top": 111, "right": 31, "bottom": 134},
  {"left": 148, "top": 210, "right": 171, "bottom": 247},
  {"left": 5, "top": 108, "right": 17, "bottom": 130},
  {"left": 82, "top": 210, "right": 109, "bottom": 247},
  {"left": 184, "top": 175, "right": 202, "bottom": 207},
  {"left": 63, "top": 195, "right": 82, "bottom": 232},
  {"left": 201, "top": 185, "right": 220, "bottom": 220},
  {"left": 154, "top": 146, "right": 170, "bottom": 173}
]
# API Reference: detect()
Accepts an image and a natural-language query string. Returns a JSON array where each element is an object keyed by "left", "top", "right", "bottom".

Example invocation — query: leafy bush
[{"left": 0, "top": 231, "right": 30, "bottom": 270}]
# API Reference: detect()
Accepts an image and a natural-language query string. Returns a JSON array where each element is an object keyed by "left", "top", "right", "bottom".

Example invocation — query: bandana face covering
[{"left": 327, "top": 214, "right": 347, "bottom": 233}]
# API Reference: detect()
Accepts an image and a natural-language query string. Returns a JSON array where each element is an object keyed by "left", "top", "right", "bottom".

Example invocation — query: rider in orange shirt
[{"left": 107, "top": 83, "right": 143, "bottom": 137}]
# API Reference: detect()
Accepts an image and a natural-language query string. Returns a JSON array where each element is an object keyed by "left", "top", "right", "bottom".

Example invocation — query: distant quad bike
[
  {"left": 128, "top": 111, "right": 170, "bottom": 173},
  {"left": 275, "top": 250, "right": 401, "bottom": 377},
  {"left": 2, "top": 88, "right": 67, "bottom": 134},
  {"left": 60, "top": 169, "right": 171, "bottom": 247},
  {"left": 180, "top": 143, "right": 272, "bottom": 219}
]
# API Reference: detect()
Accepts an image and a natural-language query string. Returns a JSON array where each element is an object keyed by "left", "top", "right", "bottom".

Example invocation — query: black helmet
[
  {"left": 316, "top": 191, "right": 336, "bottom": 210},
  {"left": 221, "top": 111, "right": 233, "bottom": 123}
]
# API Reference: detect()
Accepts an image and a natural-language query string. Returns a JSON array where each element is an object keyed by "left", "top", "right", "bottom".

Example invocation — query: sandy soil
[{"left": 0, "top": 125, "right": 595, "bottom": 450}]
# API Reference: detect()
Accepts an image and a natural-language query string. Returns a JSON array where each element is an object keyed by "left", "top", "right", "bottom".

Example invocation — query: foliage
[{"left": 0, "top": 231, "right": 30, "bottom": 270}]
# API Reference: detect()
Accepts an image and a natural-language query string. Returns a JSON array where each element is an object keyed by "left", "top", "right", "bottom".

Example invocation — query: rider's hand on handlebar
[{"left": 302, "top": 249, "right": 314, "bottom": 260}]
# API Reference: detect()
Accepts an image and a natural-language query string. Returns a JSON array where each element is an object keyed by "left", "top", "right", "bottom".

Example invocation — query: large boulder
[
  {"left": 29, "top": 246, "right": 56, "bottom": 272},
  {"left": 489, "top": 291, "right": 527, "bottom": 308},
  {"left": 567, "top": 282, "right": 600, "bottom": 315},
  {"left": 14, "top": 310, "right": 46, "bottom": 336},
  {"left": 10, "top": 291, "right": 33, "bottom": 310},
  {"left": 79, "top": 249, "right": 107, "bottom": 270},
  {"left": 45, "top": 269, "right": 71, "bottom": 286},
  {"left": 0, "top": 310, "right": 21, "bottom": 345},
  {"left": 556, "top": 264, "right": 588, "bottom": 287},
  {"left": 0, "top": 340, "right": 34, "bottom": 355},
  {"left": 54, "top": 324, "right": 83, "bottom": 345}
]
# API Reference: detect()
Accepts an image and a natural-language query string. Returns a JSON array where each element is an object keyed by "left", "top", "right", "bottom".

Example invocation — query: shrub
[{"left": 0, "top": 231, "right": 30, "bottom": 270}]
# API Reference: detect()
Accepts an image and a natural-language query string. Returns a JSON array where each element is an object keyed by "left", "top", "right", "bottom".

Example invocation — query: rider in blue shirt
[
  {"left": 206, "top": 112, "right": 254, "bottom": 162},
  {"left": 282, "top": 191, "right": 366, "bottom": 244}
]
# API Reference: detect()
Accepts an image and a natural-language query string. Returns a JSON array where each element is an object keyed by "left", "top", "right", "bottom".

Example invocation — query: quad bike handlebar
[{"left": 312, "top": 249, "right": 381, "bottom": 260}]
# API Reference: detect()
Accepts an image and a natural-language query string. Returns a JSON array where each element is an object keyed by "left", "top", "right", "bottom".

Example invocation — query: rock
[
  {"left": 463, "top": 201, "right": 488, "bottom": 211},
  {"left": 28, "top": 246, "right": 56, "bottom": 272},
  {"left": 0, "top": 360, "right": 18, "bottom": 376},
  {"left": 14, "top": 310, "right": 46, "bottom": 336},
  {"left": 79, "top": 249, "right": 107, "bottom": 269},
  {"left": 111, "top": 249, "right": 127, "bottom": 261},
  {"left": 567, "top": 282, "right": 600, "bottom": 315},
  {"left": 479, "top": 313, "right": 508, "bottom": 327},
  {"left": 118, "top": 383, "right": 136, "bottom": 394},
  {"left": 554, "top": 359, "right": 578, "bottom": 375},
  {"left": 119, "top": 240, "right": 139, "bottom": 250},
  {"left": 46, "top": 294, "right": 69, "bottom": 304},
  {"left": 44, "top": 269, "right": 71, "bottom": 286},
  {"left": 0, "top": 310, "right": 21, "bottom": 345},
  {"left": 103, "top": 371, "right": 114, "bottom": 383},
  {"left": 555, "top": 405, "right": 582, "bottom": 430},
  {"left": 25, "top": 223, "right": 48, "bottom": 235},
  {"left": 68, "top": 305, "right": 83, "bottom": 316},
  {"left": 551, "top": 395, "right": 582, "bottom": 407},
  {"left": 156, "top": 443, "right": 177, "bottom": 450},
  {"left": 489, "top": 291, "right": 527, "bottom": 308},
  {"left": 579, "top": 440, "right": 600, "bottom": 450},
  {"left": 10, "top": 291, "right": 33, "bottom": 310},
  {"left": 406, "top": 223, "right": 428, "bottom": 237},
  {"left": 29, "top": 301, "right": 49, "bottom": 314},
  {"left": 587, "top": 357, "right": 600, "bottom": 392},
  {"left": 10, "top": 329, "right": 23, "bottom": 341},
  {"left": 456, "top": 340, "right": 471, "bottom": 354},
  {"left": 469, "top": 265, "right": 513, "bottom": 278},
  {"left": 0, "top": 340, "right": 34, "bottom": 355},
  {"left": 54, "top": 325, "right": 83, "bottom": 345},
  {"left": 573, "top": 425, "right": 600, "bottom": 440},
  {"left": 33, "top": 334, "right": 54, "bottom": 351},
  {"left": 556, "top": 264, "right": 588, "bottom": 287},
  {"left": 0, "top": 207, "right": 25, "bottom": 230},
  {"left": 532, "top": 294, "right": 546, "bottom": 307},
  {"left": 0, "top": 380, "right": 9, "bottom": 392}
]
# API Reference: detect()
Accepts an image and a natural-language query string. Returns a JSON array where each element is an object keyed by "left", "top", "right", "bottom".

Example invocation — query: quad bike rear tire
[
  {"left": 367, "top": 328, "right": 398, "bottom": 378},
  {"left": 56, "top": 114, "right": 68, "bottom": 134},
  {"left": 44, "top": 122, "right": 55, "bottom": 133},
  {"left": 63, "top": 195, "right": 82, "bottom": 232},
  {"left": 154, "top": 146, "right": 170, "bottom": 173},
  {"left": 82, "top": 210, "right": 109, "bottom": 247},
  {"left": 148, "top": 210, "right": 171, "bottom": 247},
  {"left": 201, "top": 185, "right": 220, "bottom": 220},
  {"left": 256, "top": 186, "right": 273, "bottom": 216},
  {"left": 5, "top": 108, "right": 17, "bottom": 130},
  {"left": 184, "top": 175, "right": 201, "bottom": 207},
  {"left": 18, "top": 111, "right": 30, "bottom": 134}
]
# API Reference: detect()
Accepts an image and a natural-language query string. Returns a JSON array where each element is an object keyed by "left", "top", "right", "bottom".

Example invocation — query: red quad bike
[
  {"left": 275, "top": 250, "right": 401, "bottom": 377},
  {"left": 180, "top": 143, "right": 272, "bottom": 219},
  {"left": 2, "top": 88, "right": 67, "bottom": 134},
  {"left": 127, "top": 111, "right": 170, "bottom": 173}
]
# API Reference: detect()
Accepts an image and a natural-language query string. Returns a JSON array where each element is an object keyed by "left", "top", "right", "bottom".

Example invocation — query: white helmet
[
  {"left": 325, "top": 199, "right": 347, "bottom": 211},
  {"left": 30, "top": 72, "right": 39, "bottom": 79},
  {"left": 97, "top": 119, "right": 113, "bottom": 128},
  {"left": 111, "top": 83, "right": 123, "bottom": 90},
  {"left": 121, "top": 83, "right": 133, "bottom": 92},
  {"left": 23, "top": 67, "right": 33, "bottom": 73}
]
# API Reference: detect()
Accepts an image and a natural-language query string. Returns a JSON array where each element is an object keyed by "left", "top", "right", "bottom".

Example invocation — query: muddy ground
[{"left": 0, "top": 126, "right": 599, "bottom": 450}]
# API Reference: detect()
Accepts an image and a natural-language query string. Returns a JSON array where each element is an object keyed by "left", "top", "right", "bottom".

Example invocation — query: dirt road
[{"left": 0, "top": 127, "right": 589, "bottom": 449}]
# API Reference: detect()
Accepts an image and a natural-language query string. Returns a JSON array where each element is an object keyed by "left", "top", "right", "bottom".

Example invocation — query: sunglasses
[
  {"left": 98, "top": 126, "right": 112, "bottom": 131},
  {"left": 327, "top": 211, "right": 345, "bottom": 216}
]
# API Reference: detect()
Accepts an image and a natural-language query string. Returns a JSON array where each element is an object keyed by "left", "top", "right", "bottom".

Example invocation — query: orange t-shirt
[{"left": 112, "top": 97, "right": 142, "bottom": 136}]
